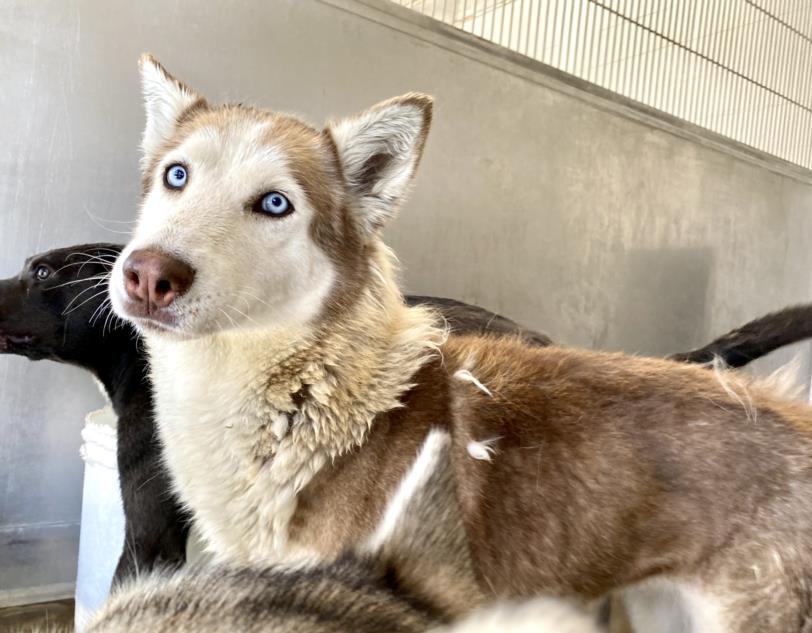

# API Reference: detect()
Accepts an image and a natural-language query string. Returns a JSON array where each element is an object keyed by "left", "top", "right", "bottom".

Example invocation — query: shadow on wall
[{"left": 605, "top": 248, "right": 714, "bottom": 357}]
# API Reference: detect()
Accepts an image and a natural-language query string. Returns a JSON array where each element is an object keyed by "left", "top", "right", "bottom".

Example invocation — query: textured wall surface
[{"left": 1, "top": 0, "right": 810, "bottom": 599}]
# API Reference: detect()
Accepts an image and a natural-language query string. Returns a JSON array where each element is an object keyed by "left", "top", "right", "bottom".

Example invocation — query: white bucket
[
  {"left": 73, "top": 406, "right": 209, "bottom": 630},
  {"left": 74, "top": 406, "right": 125, "bottom": 631}
]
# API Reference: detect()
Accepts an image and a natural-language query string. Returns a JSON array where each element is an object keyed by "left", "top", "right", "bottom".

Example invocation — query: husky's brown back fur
[{"left": 442, "top": 336, "right": 812, "bottom": 629}]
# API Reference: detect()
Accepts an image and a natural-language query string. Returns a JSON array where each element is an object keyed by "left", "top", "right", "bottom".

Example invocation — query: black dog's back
[{"left": 405, "top": 295, "right": 552, "bottom": 347}]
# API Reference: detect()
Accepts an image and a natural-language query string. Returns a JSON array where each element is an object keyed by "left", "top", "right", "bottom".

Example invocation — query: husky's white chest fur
[{"left": 148, "top": 331, "right": 327, "bottom": 563}]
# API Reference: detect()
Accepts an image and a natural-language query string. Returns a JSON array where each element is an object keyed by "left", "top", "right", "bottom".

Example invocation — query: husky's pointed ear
[
  {"left": 139, "top": 54, "right": 206, "bottom": 166},
  {"left": 326, "top": 93, "right": 433, "bottom": 235}
]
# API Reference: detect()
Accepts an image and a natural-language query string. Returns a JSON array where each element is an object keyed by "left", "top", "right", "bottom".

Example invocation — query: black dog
[
  {"left": 0, "top": 244, "right": 552, "bottom": 584},
  {"left": 0, "top": 244, "right": 190, "bottom": 582}
]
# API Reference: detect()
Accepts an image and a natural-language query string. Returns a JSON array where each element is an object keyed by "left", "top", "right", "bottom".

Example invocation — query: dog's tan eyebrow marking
[{"left": 263, "top": 119, "right": 331, "bottom": 193}]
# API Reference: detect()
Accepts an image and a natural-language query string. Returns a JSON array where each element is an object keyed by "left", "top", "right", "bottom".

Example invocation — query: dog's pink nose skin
[{"left": 123, "top": 249, "right": 195, "bottom": 312}]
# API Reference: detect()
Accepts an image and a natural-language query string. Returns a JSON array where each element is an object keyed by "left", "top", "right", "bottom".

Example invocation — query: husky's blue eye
[
  {"left": 164, "top": 164, "right": 188, "bottom": 190},
  {"left": 256, "top": 192, "right": 293, "bottom": 217}
]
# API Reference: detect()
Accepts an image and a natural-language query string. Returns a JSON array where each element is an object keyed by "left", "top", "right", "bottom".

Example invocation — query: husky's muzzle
[{"left": 116, "top": 248, "right": 195, "bottom": 329}]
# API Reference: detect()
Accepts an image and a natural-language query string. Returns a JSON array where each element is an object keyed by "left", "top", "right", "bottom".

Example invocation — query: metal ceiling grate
[{"left": 392, "top": 0, "right": 812, "bottom": 170}]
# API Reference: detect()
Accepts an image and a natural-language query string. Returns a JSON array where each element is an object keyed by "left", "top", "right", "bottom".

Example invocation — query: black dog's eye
[{"left": 34, "top": 265, "right": 51, "bottom": 281}]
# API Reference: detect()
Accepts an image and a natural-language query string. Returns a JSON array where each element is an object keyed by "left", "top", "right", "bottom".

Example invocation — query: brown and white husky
[{"left": 110, "top": 55, "right": 812, "bottom": 632}]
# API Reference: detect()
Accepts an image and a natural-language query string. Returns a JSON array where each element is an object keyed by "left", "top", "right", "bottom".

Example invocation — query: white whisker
[
  {"left": 44, "top": 273, "right": 110, "bottom": 291},
  {"left": 237, "top": 288, "right": 273, "bottom": 309},
  {"left": 61, "top": 281, "right": 110, "bottom": 312},
  {"left": 103, "top": 304, "right": 118, "bottom": 336},
  {"left": 218, "top": 307, "right": 238, "bottom": 329},
  {"left": 84, "top": 208, "right": 136, "bottom": 236},
  {"left": 89, "top": 298, "right": 110, "bottom": 326},
  {"left": 62, "top": 288, "right": 109, "bottom": 316},
  {"left": 225, "top": 304, "right": 257, "bottom": 325}
]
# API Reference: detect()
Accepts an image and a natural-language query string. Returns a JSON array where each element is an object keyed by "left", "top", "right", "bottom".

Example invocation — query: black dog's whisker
[
  {"left": 53, "top": 254, "right": 115, "bottom": 279},
  {"left": 58, "top": 278, "right": 110, "bottom": 314},
  {"left": 62, "top": 288, "right": 110, "bottom": 316},
  {"left": 66, "top": 251, "right": 118, "bottom": 267},
  {"left": 90, "top": 296, "right": 112, "bottom": 327},
  {"left": 103, "top": 302, "right": 125, "bottom": 337},
  {"left": 45, "top": 273, "right": 111, "bottom": 292},
  {"left": 101, "top": 303, "right": 113, "bottom": 334},
  {"left": 61, "top": 280, "right": 112, "bottom": 313},
  {"left": 50, "top": 258, "right": 113, "bottom": 277},
  {"left": 68, "top": 249, "right": 119, "bottom": 260}
]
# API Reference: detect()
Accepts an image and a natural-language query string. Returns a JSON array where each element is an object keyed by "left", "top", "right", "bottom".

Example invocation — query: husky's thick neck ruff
[
  {"left": 147, "top": 244, "right": 444, "bottom": 561},
  {"left": 221, "top": 245, "right": 443, "bottom": 460}
]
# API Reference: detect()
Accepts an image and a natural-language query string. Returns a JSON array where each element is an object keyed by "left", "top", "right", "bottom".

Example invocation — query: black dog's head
[{"left": 0, "top": 243, "right": 125, "bottom": 364}]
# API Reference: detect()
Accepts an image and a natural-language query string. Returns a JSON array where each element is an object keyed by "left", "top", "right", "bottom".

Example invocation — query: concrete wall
[{"left": 1, "top": 0, "right": 810, "bottom": 600}]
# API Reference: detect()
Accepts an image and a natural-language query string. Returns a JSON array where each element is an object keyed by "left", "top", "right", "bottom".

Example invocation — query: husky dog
[{"left": 110, "top": 55, "right": 812, "bottom": 631}]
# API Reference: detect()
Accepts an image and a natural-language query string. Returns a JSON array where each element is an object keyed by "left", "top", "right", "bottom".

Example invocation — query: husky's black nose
[{"left": 123, "top": 249, "right": 195, "bottom": 311}]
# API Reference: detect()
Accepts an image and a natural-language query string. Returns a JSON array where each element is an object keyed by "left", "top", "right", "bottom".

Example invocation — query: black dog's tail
[{"left": 669, "top": 304, "right": 812, "bottom": 368}]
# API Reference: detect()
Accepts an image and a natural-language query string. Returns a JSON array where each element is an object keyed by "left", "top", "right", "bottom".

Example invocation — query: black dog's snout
[{"left": 0, "top": 277, "right": 17, "bottom": 321}]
